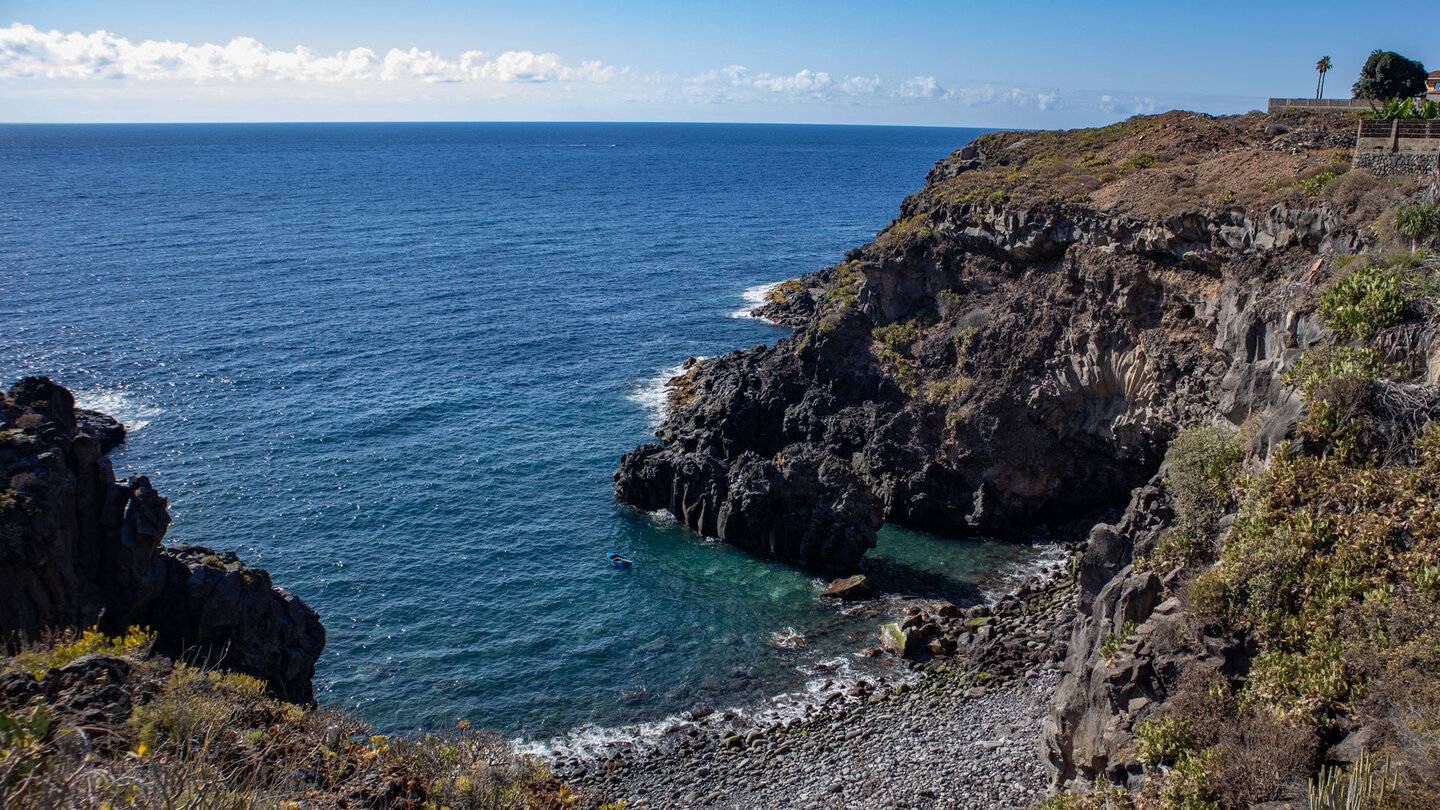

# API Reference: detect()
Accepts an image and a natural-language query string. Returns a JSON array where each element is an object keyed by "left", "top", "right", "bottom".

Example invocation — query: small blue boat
[{"left": 607, "top": 553, "right": 634, "bottom": 568}]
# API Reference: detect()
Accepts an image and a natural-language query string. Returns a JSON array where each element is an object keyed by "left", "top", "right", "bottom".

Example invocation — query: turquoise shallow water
[{"left": 0, "top": 122, "right": 1051, "bottom": 740}]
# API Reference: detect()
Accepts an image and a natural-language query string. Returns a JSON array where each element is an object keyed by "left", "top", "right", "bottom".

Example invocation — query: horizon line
[{"left": 0, "top": 118, "right": 1008, "bottom": 129}]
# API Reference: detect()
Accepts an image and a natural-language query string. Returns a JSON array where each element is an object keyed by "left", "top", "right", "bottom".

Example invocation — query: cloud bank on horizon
[
  {"left": 0, "top": 22, "right": 1229, "bottom": 124},
  {"left": 0, "top": 23, "right": 623, "bottom": 84}
]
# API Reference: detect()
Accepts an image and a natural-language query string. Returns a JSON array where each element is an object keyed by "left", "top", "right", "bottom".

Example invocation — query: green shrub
[
  {"left": 1158, "top": 748, "right": 1223, "bottom": 810},
  {"left": 1121, "top": 153, "right": 1157, "bottom": 171},
  {"left": 1, "top": 632, "right": 579, "bottom": 810},
  {"left": 1317, "top": 265, "right": 1408, "bottom": 338},
  {"left": 1417, "top": 421, "right": 1440, "bottom": 473},
  {"left": 1243, "top": 639, "right": 1357, "bottom": 722},
  {"left": 1161, "top": 426, "right": 1245, "bottom": 564},
  {"left": 872, "top": 319, "right": 924, "bottom": 351},
  {"left": 821, "top": 262, "right": 864, "bottom": 312},
  {"left": 935, "top": 289, "right": 964, "bottom": 319},
  {"left": 1390, "top": 202, "right": 1440, "bottom": 249},
  {"left": 1297, "top": 170, "right": 1344, "bottom": 198},
  {"left": 953, "top": 325, "right": 979, "bottom": 354},
  {"left": 925, "top": 379, "right": 969, "bottom": 404},
  {"left": 1285, "top": 346, "right": 1387, "bottom": 399},
  {"left": 1100, "top": 621, "right": 1138, "bottom": 661},
  {"left": 3, "top": 626, "right": 153, "bottom": 678},
  {"left": 1136, "top": 716, "right": 1198, "bottom": 765},
  {"left": 1286, "top": 346, "right": 1393, "bottom": 464},
  {"left": 870, "top": 319, "right": 926, "bottom": 394},
  {"left": 873, "top": 214, "right": 934, "bottom": 250},
  {"left": 1211, "top": 453, "right": 1440, "bottom": 723}
]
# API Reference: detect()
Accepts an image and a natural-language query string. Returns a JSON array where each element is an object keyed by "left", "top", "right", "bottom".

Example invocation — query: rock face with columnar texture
[
  {"left": 616, "top": 440, "right": 882, "bottom": 572},
  {"left": 615, "top": 157, "right": 1351, "bottom": 569},
  {"left": 611, "top": 109, "right": 1440, "bottom": 801},
  {"left": 0, "top": 377, "right": 324, "bottom": 702}
]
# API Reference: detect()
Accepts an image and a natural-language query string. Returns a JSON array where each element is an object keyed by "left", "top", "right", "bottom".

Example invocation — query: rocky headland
[
  {"left": 616, "top": 109, "right": 1440, "bottom": 808},
  {"left": 7, "top": 106, "right": 1439, "bottom": 809},
  {"left": 1, "top": 376, "right": 326, "bottom": 700}
]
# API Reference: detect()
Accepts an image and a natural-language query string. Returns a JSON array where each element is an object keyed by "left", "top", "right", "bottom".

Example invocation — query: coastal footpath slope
[{"left": 616, "top": 109, "right": 1440, "bottom": 807}]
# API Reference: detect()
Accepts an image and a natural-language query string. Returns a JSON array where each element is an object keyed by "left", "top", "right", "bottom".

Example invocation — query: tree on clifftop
[
  {"left": 1352, "top": 49, "right": 1427, "bottom": 99},
  {"left": 1315, "top": 56, "right": 1331, "bottom": 99}
]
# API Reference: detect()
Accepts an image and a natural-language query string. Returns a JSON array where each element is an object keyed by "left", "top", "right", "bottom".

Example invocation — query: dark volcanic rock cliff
[
  {"left": 0, "top": 377, "right": 325, "bottom": 702},
  {"left": 615, "top": 111, "right": 1375, "bottom": 572},
  {"left": 614, "top": 109, "right": 1440, "bottom": 799}
]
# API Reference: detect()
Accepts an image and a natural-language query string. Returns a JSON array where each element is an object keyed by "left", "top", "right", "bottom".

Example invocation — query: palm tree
[{"left": 1316, "top": 56, "right": 1332, "bottom": 99}]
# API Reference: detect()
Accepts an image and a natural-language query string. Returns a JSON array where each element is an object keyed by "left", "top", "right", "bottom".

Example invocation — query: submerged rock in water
[
  {"left": 0, "top": 376, "right": 325, "bottom": 702},
  {"left": 768, "top": 627, "right": 807, "bottom": 649},
  {"left": 819, "top": 574, "right": 875, "bottom": 601}
]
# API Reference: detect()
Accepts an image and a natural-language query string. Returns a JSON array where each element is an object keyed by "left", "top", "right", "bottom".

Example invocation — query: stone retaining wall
[
  {"left": 1268, "top": 98, "right": 1372, "bottom": 113},
  {"left": 1354, "top": 151, "right": 1439, "bottom": 183}
]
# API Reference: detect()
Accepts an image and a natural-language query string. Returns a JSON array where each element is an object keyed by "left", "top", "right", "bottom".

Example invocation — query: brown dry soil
[{"left": 912, "top": 109, "right": 1365, "bottom": 218}]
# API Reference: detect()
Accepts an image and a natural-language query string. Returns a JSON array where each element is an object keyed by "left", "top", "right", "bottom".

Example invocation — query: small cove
[{"left": 0, "top": 121, "right": 1058, "bottom": 740}]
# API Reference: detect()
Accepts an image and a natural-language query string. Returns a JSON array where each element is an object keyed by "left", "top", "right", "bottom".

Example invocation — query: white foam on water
[
  {"left": 521, "top": 648, "right": 911, "bottom": 767},
  {"left": 72, "top": 389, "right": 162, "bottom": 432},
  {"left": 627, "top": 359, "right": 703, "bottom": 429},
  {"left": 516, "top": 715, "right": 682, "bottom": 763},
  {"left": 982, "top": 541, "right": 1072, "bottom": 604},
  {"left": 728, "top": 281, "right": 783, "bottom": 319},
  {"left": 645, "top": 508, "right": 678, "bottom": 526},
  {"left": 768, "top": 627, "right": 807, "bottom": 649}
]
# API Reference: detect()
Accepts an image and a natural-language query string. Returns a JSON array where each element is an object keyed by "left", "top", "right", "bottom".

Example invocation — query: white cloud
[
  {"left": 0, "top": 23, "right": 623, "bottom": 84},
  {"left": 7, "top": 21, "right": 1196, "bottom": 126},
  {"left": 1099, "top": 93, "right": 1159, "bottom": 115},
  {"left": 942, "top": 84, "right": 1063, "bottom": 110},
  {"left": 895, "top": 76, "right": 951, "bottom": 100},
  {"left": 691, "top": 66, "right": 948, "bottom": 103}
]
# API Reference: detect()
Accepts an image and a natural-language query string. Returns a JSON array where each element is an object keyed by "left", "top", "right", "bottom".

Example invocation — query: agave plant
[{"left": 1391, "top": 202, "right": 1440, "bottom": 251}]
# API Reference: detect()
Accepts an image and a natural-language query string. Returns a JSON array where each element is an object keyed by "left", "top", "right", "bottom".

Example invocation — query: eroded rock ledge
[
  {"left": 615, "top": 109, "right": 1440, "bottom": 801},
  {"left": 0, "top": 377, "right": 324, "bottom": 702},
  {"left": 616, "top": 160, "right": 1346, "bottom": 572}
]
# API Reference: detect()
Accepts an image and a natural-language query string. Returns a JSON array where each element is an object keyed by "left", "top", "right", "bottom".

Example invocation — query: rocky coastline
[
  {"left": 614, "top": 108, "right": 1440, "bottom": 807},
  {"left": 8, "top": 106, "right": 1440, "bottom": 808},
  {"left": 565, "top": 556, "right": 1079, "bottom": 809},
  {"left": 1, "top": 376, "right": 325, "bottom": 701}
]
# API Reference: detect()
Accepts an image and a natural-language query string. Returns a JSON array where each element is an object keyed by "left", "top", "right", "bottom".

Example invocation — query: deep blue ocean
[{"left": 0, "top": 122, "right": 1052, "bottom": 746}]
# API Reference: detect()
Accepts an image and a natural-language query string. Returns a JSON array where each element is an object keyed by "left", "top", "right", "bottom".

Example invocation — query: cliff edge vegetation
[
  {"left": 614, "top": 107, "right": 1440, "bottom": 807},
  {"left": 0, "top": 627, "right": 586, "bottom": 809},
  {"left": 614, "top": 109, "right": 1426, "bottom": 573},
  {"left": 1, "top": 379, "right": 597, "bottom": 809}
]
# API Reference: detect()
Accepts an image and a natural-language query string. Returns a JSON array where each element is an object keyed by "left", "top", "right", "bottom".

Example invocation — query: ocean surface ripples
[{"left": 0, "top": 121, "right": 1058, "bottom": 742}]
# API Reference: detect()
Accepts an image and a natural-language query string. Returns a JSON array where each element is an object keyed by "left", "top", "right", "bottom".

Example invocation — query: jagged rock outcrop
[
  {"left": 616, "top": 441, "right": 882, "bottom": 572},
  {"left": 1, "top": 377, "right": 324, "bottom": 702},
  {"left": 612, "top": 109, "right": 1437, "bottom": 799},
  {"left": 616, "top": 196, "right": 1346, "bottom": 570}
]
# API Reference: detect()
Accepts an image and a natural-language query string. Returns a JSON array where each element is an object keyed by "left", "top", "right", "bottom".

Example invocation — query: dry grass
[
  {"left": 907, "top": 109, "right": 1388, "bottom": 221},
  {"left": 0, "top": 632, "right": 593, "bottom": 809}
]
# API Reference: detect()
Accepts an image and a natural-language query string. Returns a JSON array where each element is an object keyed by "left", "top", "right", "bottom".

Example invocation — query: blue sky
[{"left": 2, "top": 0, "right": 1437, "bottom": 126}]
